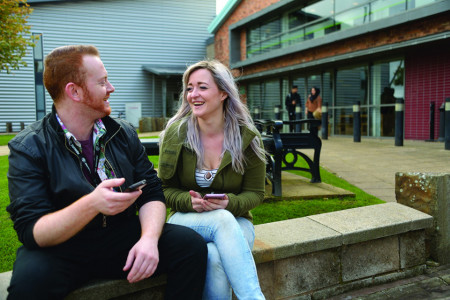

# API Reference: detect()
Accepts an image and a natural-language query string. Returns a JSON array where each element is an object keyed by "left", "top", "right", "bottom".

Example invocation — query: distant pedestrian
[
  {"left": 306, "top": 86, "right": 322, "bottom": 120},
  {"left": 285, "top": 85, "right": 302, "bottom": 132}
]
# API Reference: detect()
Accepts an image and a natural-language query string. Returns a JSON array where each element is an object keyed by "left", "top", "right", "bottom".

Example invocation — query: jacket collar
[{"left": 49, "top": 104, "right": 121, "bottom": 142}]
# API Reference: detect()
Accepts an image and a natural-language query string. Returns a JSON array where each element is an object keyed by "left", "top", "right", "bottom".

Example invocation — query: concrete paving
[
  {"left": 304, "top": 136, "right": 450, "bottom": 203},
  {"left": 329, "top": 262, "right": 450, "bottom": 300}
]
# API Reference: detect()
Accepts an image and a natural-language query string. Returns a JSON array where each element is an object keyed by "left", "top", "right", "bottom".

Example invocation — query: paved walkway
[
  {"left": 329, "top": 262, "right": 450, "bottom": 300},
  {"left": 317, "top": 137, "right": 450, "bottom": 203}
]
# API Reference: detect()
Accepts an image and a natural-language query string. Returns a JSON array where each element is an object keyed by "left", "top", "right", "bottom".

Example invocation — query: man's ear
[{"left": 64, "top": 82, "right": 83, "bottom": 102}]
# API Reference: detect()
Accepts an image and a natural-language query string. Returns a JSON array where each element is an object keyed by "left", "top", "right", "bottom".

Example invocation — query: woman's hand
[
  {"left": 202, "top": 194, "right": 229, "bottom": 211},
  {"left": 190, "top": 190, "right": 205, "bottom": 212},
  {"left": 189, "top": 190, "right": 229, "bottom": 212}
]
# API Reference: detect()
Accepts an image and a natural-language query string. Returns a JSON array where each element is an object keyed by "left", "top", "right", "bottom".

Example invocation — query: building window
[
  {"left": 247, "top": 18, "right": 281, "bottom": 57},
  {"left": 371, "top": 59, "right": 404, "bottom": 137},
  {"left": 334, "top": 66, "right": 368, "bottom": 136},
  {"left": 244, "top": 0, "right": 439, "bottom": 59},
  {"left": 33, "top": 33, "right": 45, "bottom": 120}
]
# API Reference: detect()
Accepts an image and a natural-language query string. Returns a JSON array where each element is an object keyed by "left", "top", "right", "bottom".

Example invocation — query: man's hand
[
  {"left": 91, "top": 178, "right": 142, "bottom": 216},
  {"left": 33, "top": 178, "right": 142, "bottom": 247},
  {"left": 123, "top": 235, "right": 159, "bottom": 283}
]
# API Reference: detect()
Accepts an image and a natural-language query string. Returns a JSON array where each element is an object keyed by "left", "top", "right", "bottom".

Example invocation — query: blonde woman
[{"left": 159, "top": 60, "right": 266, "bottom": 299}]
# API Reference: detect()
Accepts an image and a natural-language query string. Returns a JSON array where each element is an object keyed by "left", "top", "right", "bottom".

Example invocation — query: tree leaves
[{"left": 0, "top": 0, "right": 39, "bottom": 74}]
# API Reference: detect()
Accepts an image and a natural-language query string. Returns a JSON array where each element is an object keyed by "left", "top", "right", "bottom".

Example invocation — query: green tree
[{"left": 0, "top": 0, "right": 38, "bottom": 74}]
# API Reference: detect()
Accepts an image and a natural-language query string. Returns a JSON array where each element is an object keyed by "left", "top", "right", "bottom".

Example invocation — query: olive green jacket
[{"left": 158, "top": 121, "right": 266, "bottom": 221}]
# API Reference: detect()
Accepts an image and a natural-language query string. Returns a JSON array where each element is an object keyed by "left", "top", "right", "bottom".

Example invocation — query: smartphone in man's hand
[{"left": 124, "top": 179, "right": 147, "bottom": 192}]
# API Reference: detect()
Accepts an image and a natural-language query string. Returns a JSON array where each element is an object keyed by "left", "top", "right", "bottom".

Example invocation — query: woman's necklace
[
  {"left": 203, "top": 169, "right": 217, "bottom": 181},
  {"left": 204, "top": 171, "right": 213, "bottom": 181}
]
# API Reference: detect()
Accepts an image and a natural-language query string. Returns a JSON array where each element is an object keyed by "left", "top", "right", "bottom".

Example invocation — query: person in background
[
  {"left": 158, "top": 60, "right": 266, "bottom": 299},
  {"left": 285, "top": 85, "right": 302, "bottom": 132},
  {"left": 6, "top": 45, "right": 207, "bottom": 300},
  {"left": 306, "top": 86, "right": 322, "bottom": 120}
]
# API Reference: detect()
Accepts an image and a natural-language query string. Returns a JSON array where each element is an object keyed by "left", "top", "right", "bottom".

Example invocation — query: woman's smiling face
[{"left": 186, "top": 68, "right": 228, "bottom": 119}]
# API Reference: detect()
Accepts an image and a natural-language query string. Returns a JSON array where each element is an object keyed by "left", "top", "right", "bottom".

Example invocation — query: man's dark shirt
[{"left": 285, "top": 92, "right": 301, "bottom": 113}]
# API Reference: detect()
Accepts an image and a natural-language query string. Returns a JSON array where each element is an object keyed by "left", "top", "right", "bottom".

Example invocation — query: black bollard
[
  {"left": 353, "top": 101, "right": 361, "bottom": 142},
  {"left": 321, "top": 102, "right": 328, "bottom": 140},
  {"left": 295, "top": 103, "right": 302, "bottom": 132},
  {"left": 395, "top": 98, "right": 404, "bottom": 146},
  {"left": 438, "top": 102, "right": 445, "bottom": 142},
  {"left": 426, "top": 102, "right": 435, "bottom": 141},
  {"left": 445, "top": 98, "right": 450, "bottom": 150}
]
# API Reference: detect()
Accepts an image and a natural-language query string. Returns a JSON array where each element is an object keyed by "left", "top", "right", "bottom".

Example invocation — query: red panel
[{"left": 405, "top": 47, "right": 450, "bottom": 140}]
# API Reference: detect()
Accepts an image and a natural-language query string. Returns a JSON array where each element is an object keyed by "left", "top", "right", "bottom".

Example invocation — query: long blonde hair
[{"left": 161, "top": 60, "right": 265, "bottom": 174}]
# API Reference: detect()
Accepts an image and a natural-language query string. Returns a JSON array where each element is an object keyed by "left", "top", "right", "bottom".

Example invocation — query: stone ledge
[
  {"left": 253, "top": 203, "right": 433, "bottom": 263},
  {"left": 0, "top": 203, "right": 433, "bottom": 300}
]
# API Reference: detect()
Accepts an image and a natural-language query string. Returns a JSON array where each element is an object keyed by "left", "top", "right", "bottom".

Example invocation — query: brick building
[{"left": 208, "top": 0, "right": 450, "bottom": 139}]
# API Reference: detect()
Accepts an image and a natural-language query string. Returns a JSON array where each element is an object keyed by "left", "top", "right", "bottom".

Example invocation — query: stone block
[
  {"left": 0, "top": 271, "right": 11, "bottom": 300},
  {"left": 139, "top": 117, "right": 154, "bottom": 132},
  {"left": 396, "top": 172, "right": 450, "bottom": 264},
  {"left": 65, "top": 275, "right": 166, "bottom": 300},
  {"left": 341, "top": 235, "right": 399, "bottom": 282},
  {"left": 256, "top": 261, "right": 275, "bottom": 300},
  {"left": 399, "top": 230, "right": 427, "bottom": 269},
  {"left": 253, "top": 217, "right": 341, "bottom": 263},
  {"left": 272, "top": 249, "right": 340, "bottom": 299},
  {"left": 309, "top": 203, "right": 433, "bottom": 245},
  {"left": 139, "top": 117, "right": 166, "bottom": 132}
]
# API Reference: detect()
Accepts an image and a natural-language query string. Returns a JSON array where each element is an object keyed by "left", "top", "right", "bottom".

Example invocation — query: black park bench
[
  {"left": 254, "top": 119, "right": 322, "bottom": 197},
  {"left": 140, "top": 138, "right": 160, "bottom": 156}
]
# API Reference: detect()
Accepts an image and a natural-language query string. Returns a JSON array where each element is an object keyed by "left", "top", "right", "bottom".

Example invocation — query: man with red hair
[{"left": 6, "top": 45, "right": 207, "bottom": 299}]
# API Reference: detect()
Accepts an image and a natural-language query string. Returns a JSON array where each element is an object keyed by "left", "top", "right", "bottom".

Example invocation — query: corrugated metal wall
[{"left": 0, "top": 0, "right": 215, "bottom": 132}]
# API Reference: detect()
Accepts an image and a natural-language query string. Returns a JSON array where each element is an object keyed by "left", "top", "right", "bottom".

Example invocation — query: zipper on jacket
[
  {"left": 64, "top": 124, "right": 122, "bottom": 229},
  {"left": 100, "top": 126, "right": 121, "bottom": 228},
  {"left": 65, "top": 139, "right": 108, "bottom": 228}
]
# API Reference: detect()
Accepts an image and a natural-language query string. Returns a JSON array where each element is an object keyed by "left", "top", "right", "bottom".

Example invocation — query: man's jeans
[{"left": 168, "top": 209, "right": 265, "bottom": 300}]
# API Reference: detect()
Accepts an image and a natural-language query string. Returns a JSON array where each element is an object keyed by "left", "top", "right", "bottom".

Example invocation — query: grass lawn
[
  {"left": 0, "top": 135, "right": 15, "bottom": 146},
  {"left": 0, "top": 154, "right": 383, "bottom": 272}
]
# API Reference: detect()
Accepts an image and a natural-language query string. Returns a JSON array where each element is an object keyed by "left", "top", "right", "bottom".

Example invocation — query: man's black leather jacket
[{"left": 7, "top": 106, "right": 164, "bottom": 250}]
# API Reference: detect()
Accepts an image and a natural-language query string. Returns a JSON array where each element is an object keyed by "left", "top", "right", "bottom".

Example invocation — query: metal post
[
  {"left": 426, "top": 102, "right": 435, "bottom": 141},
  {"left": 321, "top": 102, "right": 328, "bottom": 140},
  {"left": 445, "top": 98, "right": 450, "bottom": 150},
  {"left": 353, "top": 101, "right": 361, "bottom": 142},
  {"left": 395, "top": 98, "right": 404, "bottom": 146},
  {"left": 6, "top": 122, "right": 12, "bottom": 133},
  {"left": 438, "top": 102, "right": 445, "bottom": 142},
  {"left": 253, "top": 106, "right": 260, "bottom": 120},
  {"left": 295, "top": 103, "right": 302, "bottom": 132},
  {"left": 274, "top": 105, "right": 281, "bottom": 120}
]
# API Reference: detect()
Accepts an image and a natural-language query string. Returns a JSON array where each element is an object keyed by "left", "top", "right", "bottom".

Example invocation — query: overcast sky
[{"left": 216, "top": 0, "right": 227, "bottom": 14}]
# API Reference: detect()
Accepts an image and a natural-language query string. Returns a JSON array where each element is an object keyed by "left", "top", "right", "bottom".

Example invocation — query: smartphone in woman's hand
[{"left": 203, "top": 193, "right": 226, "bottom": 200}]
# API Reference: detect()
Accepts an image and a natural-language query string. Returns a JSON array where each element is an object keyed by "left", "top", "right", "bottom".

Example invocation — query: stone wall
[{"left": 0, "top": 203, "right": 433, "bottom": 299}]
